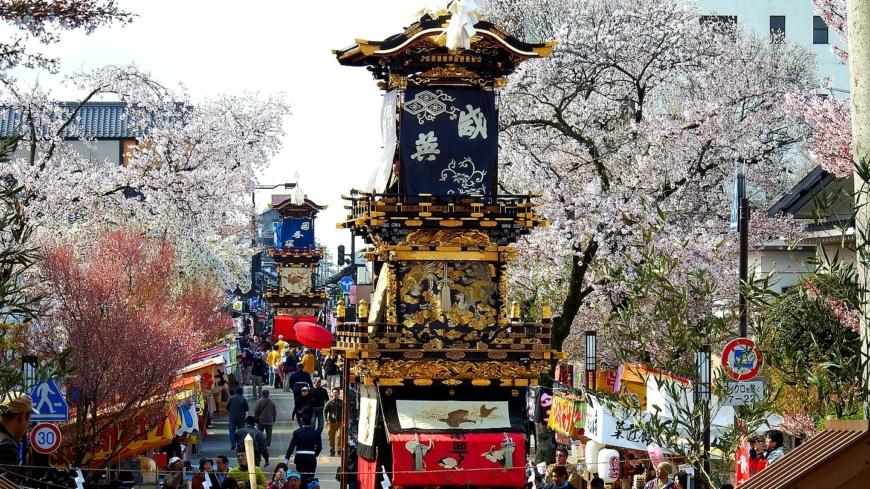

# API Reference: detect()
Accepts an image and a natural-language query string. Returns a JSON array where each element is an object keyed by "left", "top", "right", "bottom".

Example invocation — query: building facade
[{"left": 698, "top": 0, "right": 849, "bottom": 94}]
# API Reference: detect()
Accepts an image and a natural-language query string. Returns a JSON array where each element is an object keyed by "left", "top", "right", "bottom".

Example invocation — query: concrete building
[
  {"left": 698, "top": 0, "right": 850, "bottom": 94},
  {"left": 755, "top": 167, "right": 855, "bottom": 293}
]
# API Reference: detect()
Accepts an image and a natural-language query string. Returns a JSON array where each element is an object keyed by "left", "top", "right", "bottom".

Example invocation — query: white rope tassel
[{"left": 445, "top": 0, "right": 479, "bottom": 50}]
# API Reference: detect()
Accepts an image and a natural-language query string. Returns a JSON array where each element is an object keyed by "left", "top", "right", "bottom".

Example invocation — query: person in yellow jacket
[
  {"left": 300, "top": 348, "right": 316, "bottom": 374},
  {"left": 266, "top": 345, "right": 282, "bottom": 388},
  {"left": 228, "top": 449, "right": 267, "bottom": 489}
]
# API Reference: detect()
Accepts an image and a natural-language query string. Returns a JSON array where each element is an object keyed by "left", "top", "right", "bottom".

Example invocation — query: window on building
[
  {"left": 770, "top": 16, "right": 786, "bottom": 42},
  {"left": 813, "top": 15, "right": 829, "bottom": 44},
  {"left": 700, "top": 15, "right": 737, "bottom": 27},
  {"left": 700, "top": 15, "right": 737, "bottom": 36}
]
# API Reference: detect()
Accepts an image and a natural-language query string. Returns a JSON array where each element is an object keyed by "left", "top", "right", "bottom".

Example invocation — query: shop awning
[
  {"left": 390, "top": 432, "right": 525, "bottom": 487},
  {"left": 53, "top": 378, "right": 198, "bottom": 467},
  {"left": 582, "top": 397, "right": 649, "bottom": 451},
  {"left": 547, "top": 392, "right": 585, "bottom": 439},
  {"left": 190, "top": 345, "right": 229, "bottom": 363},
  {"left": 179, "top": 355, "right": 225, "bottom": 375}
]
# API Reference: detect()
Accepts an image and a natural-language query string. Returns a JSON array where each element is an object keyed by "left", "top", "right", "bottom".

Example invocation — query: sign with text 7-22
[{"left": 723, "top": 380, "right": 765, "bottom": 406}]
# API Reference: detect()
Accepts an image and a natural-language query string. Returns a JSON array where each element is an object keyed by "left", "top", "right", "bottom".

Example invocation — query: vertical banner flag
[
  {"left": 366, "top": 90, "right": 398, "bottom": 193},
  {"left": 273, "top": 218, "right": 315, "bottom": 249},
  {"left": 729, "top": 165, "right": 745, "bottom": 234},
  {"left": 400, "top": 89, "right": 497, "bottom": 196}
]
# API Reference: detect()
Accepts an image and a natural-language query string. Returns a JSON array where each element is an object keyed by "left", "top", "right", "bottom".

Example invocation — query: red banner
[
  {"left": 390, "top": 432, "right": 525, "bottom": 487},
  {"left": 358, "top": 456, "right": 378, "bottom": 489},
  {"left": 735, "top": 436, "right": 750, "bottom": 486}
]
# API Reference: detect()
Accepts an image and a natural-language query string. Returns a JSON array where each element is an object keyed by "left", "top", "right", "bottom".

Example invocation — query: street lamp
[
  {"left": 22, "top": 355, "right": 37, "bottom": 392},
  {"left": 696, "top": 344, "right": 711, "bottom": 476},
  {"left": 585, "top": 331, "right": 597, "bottom": 390}
]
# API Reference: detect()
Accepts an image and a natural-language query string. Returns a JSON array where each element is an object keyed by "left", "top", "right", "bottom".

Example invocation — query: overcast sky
[{"left": 12, "top": 0, "right": 436, "bottom": 255}]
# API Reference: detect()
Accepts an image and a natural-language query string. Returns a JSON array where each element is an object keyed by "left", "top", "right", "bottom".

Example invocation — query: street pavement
[{"left": 196, "top": 385, "right": 341, "bottom": 489}]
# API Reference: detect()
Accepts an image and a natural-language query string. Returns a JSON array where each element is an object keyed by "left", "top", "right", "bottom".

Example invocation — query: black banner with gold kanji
[{"left": 400, "top": 89, "right": 497, "bottom": 196}]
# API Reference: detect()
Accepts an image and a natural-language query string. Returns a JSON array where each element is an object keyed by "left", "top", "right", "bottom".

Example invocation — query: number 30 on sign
[{"left": 30, "top": 422, "right": 62, "bottom": 454}]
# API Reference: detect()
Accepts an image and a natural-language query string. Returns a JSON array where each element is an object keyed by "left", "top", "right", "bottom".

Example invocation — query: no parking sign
[{"left": 721, "top": 338, "right": 763, "bottom": 381}]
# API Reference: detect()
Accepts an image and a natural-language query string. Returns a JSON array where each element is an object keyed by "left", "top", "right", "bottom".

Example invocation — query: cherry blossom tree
[
  {"left": 813, "top": 0, "right": 848, "bottom": 61},
  {"left": 0, "top": 64, "right": 290, "bottom": 289},
  {"left": 482, "top": 0, "right": 813, "bottom": 358},
  {"left": 36, "top": 229, "right": 231, "bottom": 467},
  {"left": 0, "top": 0, "right": 133, "bottom": 77},
  {"left": 779, "top": 0, "right": 853, "bottom": 177}
]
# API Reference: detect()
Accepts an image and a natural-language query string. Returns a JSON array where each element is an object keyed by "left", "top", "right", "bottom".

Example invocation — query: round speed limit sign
[{"left": 30, "top": 422, "right": 62, "bottom": 454}]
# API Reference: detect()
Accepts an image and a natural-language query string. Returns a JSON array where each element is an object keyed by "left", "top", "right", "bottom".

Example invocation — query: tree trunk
[
  {"left": 848, "top": 0, "right": 870, "bottom": 419},
  {"left": 551, "top": 240, "right": 598, "bottom": 352}
]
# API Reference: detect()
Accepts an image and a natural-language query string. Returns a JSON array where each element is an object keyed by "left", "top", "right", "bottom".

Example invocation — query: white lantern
[
  {"left": 597, "top": 448, "right": 620, "bottom": 484},
  {"left": 585, "top": 441, "right": 601, "bottom": 475}
]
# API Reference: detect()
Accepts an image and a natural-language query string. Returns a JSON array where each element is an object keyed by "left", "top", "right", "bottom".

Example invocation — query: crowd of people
[
  {"left": 218, "top": 333, "right": 357, "bottom": 489},
  {"left": 527, "top": 430, "right": 789, "bottom": 489}
]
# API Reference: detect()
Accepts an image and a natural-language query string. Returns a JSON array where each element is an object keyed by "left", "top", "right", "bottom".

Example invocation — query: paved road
[{"left": 196, "top": 386, "right": 342, "bottom": 489}]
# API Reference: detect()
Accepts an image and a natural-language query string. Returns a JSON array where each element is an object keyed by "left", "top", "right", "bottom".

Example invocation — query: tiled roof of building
[
  {"left": 740, "top": 419, "right": 870, "bottom": 489},
  {"left": 0, "top": 101, "right": 138, "bottom": 139}
]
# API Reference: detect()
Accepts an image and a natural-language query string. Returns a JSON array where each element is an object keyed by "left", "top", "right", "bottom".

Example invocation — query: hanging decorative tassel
[
  {"left": 440, "top": 262, "right": 452, "bottom": 313},
  {"left": 501, "top": 432, "right": 516, "bottom": 469},
  {"left": 444, "top": 0, "right": 479, "bottom": 51}
]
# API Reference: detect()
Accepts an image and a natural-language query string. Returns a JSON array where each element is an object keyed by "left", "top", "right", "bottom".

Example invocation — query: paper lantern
[
  {"left": 585, "top": 441, "right": 600, "bottom": 475},
  {"left": 597, "top": 448, "right": 620, "bottom": 484},
  {"left": 647, "top": 443, "right": 665, "bottom": 468},
  {"left": 294, "top": 321, "right": 334, "bottom": 349}
]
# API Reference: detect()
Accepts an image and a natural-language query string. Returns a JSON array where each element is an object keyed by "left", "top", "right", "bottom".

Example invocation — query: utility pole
[{"left": 847, "top": 0, "right": 870, "bottom": 419}]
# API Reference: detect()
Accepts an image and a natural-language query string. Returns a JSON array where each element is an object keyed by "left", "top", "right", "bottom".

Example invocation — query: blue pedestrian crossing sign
[
  {"left": 339, "top": 276, "right": 354, "bottom": 293},
  {"left": 29, "top": 380, "right": 69, "bottom": 422}
]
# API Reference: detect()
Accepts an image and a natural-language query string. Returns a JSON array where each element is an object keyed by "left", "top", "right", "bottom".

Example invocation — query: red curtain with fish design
[{"left": 390, "top": 432, "right": 525, "bottom": 487}]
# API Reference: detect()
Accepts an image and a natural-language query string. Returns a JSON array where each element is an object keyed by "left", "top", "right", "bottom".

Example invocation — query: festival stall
[{"left": 52, "top": 376, "right": 199, "bottom": 467}]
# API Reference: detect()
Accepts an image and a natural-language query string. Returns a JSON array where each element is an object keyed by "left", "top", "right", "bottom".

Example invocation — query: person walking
[
  {"left": 241, "top": 344, "right": 255, "bottom": 385},
  {"left": 267, "top": 345, "right": 282, "bottom": 389},
  {"left": 284, "top": 414, "right": 322, "bottom": 487},
  {"left": 234, "top": 416, "right": 270, "bottom": 467},
  {"left": 228, "top": 449, "right": 267, "bottom": 489},
  {"left": 323, "top": 388, "right": 342, "bottom": 456},
  {"left": 251, "top": 349, "right": 268, "bottom": 399},
  {"left": 226, "top": 388, "right": 249, "bottom": 450},
  {"left": 254, "top": 390, "right": 278, "bottom": 447},
  {"left": 308, "top": 379, "right": 329, "bottom": 434},
  {"left": 322, "top": 352, "right": 340, "bottom": 391},
  {"left": 300, "top": 348, "right": 316, "bottom": 375},
  {"left": 280, "top": 349, "right": 296, "bottom": 392}
]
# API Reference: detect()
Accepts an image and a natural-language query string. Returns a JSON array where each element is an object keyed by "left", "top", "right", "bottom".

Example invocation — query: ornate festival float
[
  {"left": 332, "top": 3, "right": 560, "bottom": 488},
  {"left": 261, "top": 185, "right": 330, "bottom": 346}
]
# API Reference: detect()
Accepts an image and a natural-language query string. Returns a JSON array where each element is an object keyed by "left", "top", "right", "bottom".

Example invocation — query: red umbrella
[{"left": 294, "top": 321, "right": 334, "bottom": 349}]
